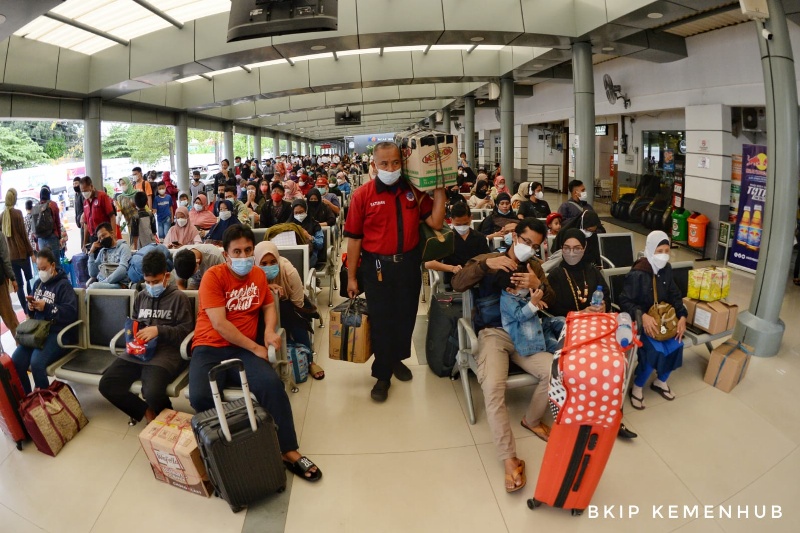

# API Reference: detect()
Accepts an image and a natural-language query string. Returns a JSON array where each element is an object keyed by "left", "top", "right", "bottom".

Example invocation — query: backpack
[
  {"left": 286, "top": 342, "right": 310, "bottom": 384},
  {"left": 33, "top": 201, "right": 55, "bottom": 238},
  {"left": 127, "top": 244, "right": 174, "bottom": 284}
]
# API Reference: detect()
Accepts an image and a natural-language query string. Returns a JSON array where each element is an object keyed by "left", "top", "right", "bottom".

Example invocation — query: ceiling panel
[
  {"left": 361, "top": 86, "right": 401, "bottom": 102},
  {"left": 438, "top": 0, "right": 524, "bottom": 45},
  {"left": 359, "top": 52, "right": 414, "bottom": 84},
  {"left": 356, "top": 0, "right": 444, "bottom": 49},
  {"left": 260, "top": 62, "right": 311, "bottom": 96}
]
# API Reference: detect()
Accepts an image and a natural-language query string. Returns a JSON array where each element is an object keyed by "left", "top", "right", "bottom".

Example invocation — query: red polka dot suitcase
[{"left": 529, "top": 312, "right": 638, "bottom": 516}]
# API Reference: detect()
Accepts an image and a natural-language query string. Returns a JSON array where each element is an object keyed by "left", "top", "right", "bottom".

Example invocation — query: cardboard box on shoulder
[
  {"left": 687, "top": 267, "right": 731, "bottom": 302},
  {"left": 690, "top": 299, "right": 738, "bottom": 334},
  {"left": 704, "top": 340, "right": 753, "bottom": 393},
  {"left": 395, "top": 128, "right": 458, "bottom": 191},
  {"left": 139, "top": 410, "right": 212, "bottom": 497},
  {"left": 329, "top": 299, "right": 372, "bottom": 363}
]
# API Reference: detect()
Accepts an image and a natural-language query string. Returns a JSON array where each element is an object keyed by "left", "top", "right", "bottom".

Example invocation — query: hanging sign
[{"left": 728, "top": 144, "right": 767, "bottom": 273}]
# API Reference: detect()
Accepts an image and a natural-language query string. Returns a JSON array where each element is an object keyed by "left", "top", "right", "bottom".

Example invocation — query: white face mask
[
  {"left": 219, "top": 211, "right": 232, "bottom": 221},
  {"left": 579, "top": 191, "right": 588, "bottom": 202},
  {"left": 651, "top": 253, "right": 670, "bottom": 270},
  {"left": 82, "top": 191, "right": 92, "bottom": 199},
  {"left": 581, "top": 229, "right": 593, "bottom": 238},
  {"left": 377, "top": 168, "right": 402, "bottom": 186},
  {"left": 516, "top": 287, "right": 530, "bottom": 297},
  {"left": 39, "top": 269, "right": 53, "bottom": 283},
  {"left": 179, "top": 200, "right": 188, "bottom": 207},
  {"left": 194, "top": 204, "right": 203, "bottom": 211},
  {"left": 177, "top": 218, "right": 188, "bottom": 227},
  {"left": 452, "top": 224, "right": 470, "bottom": 235},
  {"left": 535, "top": 191, "right": 544, "bottom": 200},
  {"left": 295, "top": 213, "right": 307, "bottom": 222},
  {"left": 513, "top": 241, "right": 534, "bottom": 263}
]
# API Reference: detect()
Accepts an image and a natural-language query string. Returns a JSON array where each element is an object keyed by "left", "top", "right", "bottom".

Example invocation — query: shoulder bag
[
  {"left": 15, "top": 319, "right": 52, "bottom": 349},
  {"left": 646, "top": 276, "right": 678, "bottom": 341}
]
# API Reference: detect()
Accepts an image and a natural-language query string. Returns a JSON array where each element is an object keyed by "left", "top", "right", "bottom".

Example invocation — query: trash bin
[
  {"left": 671, "top": 208, "right": 690, "bottom": 242},
  {"left": 687, "top": 212, "right": 710, "bottom": 248}
]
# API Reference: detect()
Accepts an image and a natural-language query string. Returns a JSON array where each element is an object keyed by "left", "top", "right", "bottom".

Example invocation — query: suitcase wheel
[
  {"left": 230, "top": 505, "right": 245, "bottom": 513},
  {"left": 571, "top": 509, "right": 584, "bottom": 517},
  {"left": 527, "top": 499, "right": 542, "bottom": 510},
  {"left": 277, "top": 486, "right": 286, "bottom": 493},
  {"left": 16, "top": 440, "right": 23, "bottom": 451},
  {"left": 291, "top": 386, "right": 300, "bottom": 393}
]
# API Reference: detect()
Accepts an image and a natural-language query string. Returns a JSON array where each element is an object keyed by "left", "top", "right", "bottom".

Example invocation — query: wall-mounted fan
[
  {"left": 603, "top": 74, "right": 630, "bottom": 109},
  {"left": 495, "top": 107, "right": 501, "bottom": 122},
  {"left": 454, "top": 121, "right": 463, "bottom": 130}
]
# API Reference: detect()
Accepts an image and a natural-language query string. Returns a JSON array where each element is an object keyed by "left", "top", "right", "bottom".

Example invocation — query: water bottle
[
  {"left": 590, "top": 285, "right": 604, "bottom": 308},
  {"left": 616, "top": 312, "right": 634, "bottom": 349},
  {"left": 268, "top": 345, "right": 277, "bottom": 364}
]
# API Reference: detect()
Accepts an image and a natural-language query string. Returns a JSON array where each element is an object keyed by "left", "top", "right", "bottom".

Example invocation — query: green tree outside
[
  {"left": 0, "top": 126, "right": 51, "bottom": 169},
  {"left": 127, "top": 125, "right": 176, "bottom": 169}
]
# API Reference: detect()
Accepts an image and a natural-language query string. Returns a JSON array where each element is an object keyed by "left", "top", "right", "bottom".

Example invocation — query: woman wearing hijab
[
  {"left": 2, "top": 189, "right": 35, "bottom": 315},
  {"left": 491, "top": 175, "right": 510, "bottom": 200},
  {"left": 619, "top": 231, "right": 688, "bottom": 410},
  {"left": 164, "top": 206, "right": 202, "bottom": 248},
  {"left": 297, "top": 173, "right": 313, "bottom": 197},
  {"left": 517, "top": 181, "right": 551, "bottom": 219},
  {"left": 479, "top": 191, "right": 518, "bottom": 240},
  {"left": 289, "top": 199, "right": 324, "bottom": 267},
  {"left": 547, "top": 228, "right": 610, "bottom": 318},
  {"left": 468, "top": 180, "right": 494, "bottom": 209},
  {"left": 552, "top": 210, "right": 605, "bottom": 267},
  {"left": 161, "top": 171, "right": 179, "bottom": 206},
  {"left": 189, "top": 194, "right": 217, "bottom": 230},
  {"left": 283, "top": 180, "right": 304, "bottom": 201},
  {"left": 305, "top": 189, "right": 336, "bottom": 227},
  {"left": 116, "top": 176, "right": 140, "bottom": 234},
  {"left": 254, "top": 241, "right": 324, "bottom": 379},
  {"left": 202, "top": 200, "right": 240, "bottom": 246}
]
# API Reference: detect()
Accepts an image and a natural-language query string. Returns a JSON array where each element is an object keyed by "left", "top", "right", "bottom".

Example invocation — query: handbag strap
[{"left": 652, "top": 275, "right": 659, "bottom": 305}]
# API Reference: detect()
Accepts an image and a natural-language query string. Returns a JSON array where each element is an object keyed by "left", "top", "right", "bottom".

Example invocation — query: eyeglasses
[
  {"left": 517, "top": 236, "right": 541, "bottom": 250},
  {"left": 563, "top": 246, "right": 584, "bottom": 253}
]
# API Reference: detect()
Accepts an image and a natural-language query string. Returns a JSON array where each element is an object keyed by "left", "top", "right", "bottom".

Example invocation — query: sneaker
[
  {"left": 371, "top": 380, "right": 391, "bottom": 402},
  {"left": 618, "top": 423, "right": 638, "bottom": 439},
  {"left": 392, "top": 361, "right": 413, "bottom": 382}
]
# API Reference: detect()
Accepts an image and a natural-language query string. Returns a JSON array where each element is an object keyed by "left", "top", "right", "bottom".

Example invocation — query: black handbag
[
  {"left": 339, "top": 252, "right": 364, "bottom": 298},
  {"left": 15, "top": 319, "right": 52, "bottom": 349}
]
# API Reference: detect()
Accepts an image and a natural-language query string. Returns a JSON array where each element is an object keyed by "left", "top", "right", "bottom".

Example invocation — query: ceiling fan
[{"left": 604, "top": 74, "right": 630, "bottom": 109}]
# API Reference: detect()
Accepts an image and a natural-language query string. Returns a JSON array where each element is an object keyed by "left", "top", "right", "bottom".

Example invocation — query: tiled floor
[{"left": 2, "top": 193, "right": 799, "bottom": 533}]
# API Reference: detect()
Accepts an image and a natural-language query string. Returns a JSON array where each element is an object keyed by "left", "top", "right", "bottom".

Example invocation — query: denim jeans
[
  {"left": 37, "top": 236, "right": 61, "bottom": 257},
  {"left": 11, "top": 259, "right": 33, "bottom": 315},
  {"left": 12, "top": 332, "right": 70, "bottom": 395},
  {"left": 189, "top": 345, "right": 299, "bottom": 453},
  {"left": 157, "top": 218, "right": 171, "bottom": 240}
]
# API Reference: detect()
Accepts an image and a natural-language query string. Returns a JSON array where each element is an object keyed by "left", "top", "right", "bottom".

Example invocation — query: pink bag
[{"left": 20, "top": 381, "right": 88, "bottom": 457}]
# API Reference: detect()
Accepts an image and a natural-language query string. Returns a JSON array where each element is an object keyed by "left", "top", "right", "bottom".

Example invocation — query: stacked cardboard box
[
  {"left": 704, "top": 340, "right": 753, "bottom": 393},
  {"left": 683, "top": 298, "right": 738, "bottom": 335}
]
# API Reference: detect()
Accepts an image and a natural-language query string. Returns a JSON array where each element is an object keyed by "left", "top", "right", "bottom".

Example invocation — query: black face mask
[
  {"left": 73, "top": 186, "right": 81, "bottom": 193},
  {"left": 100, "top": 237, "right": 113, "bottom": 249},
  {"left": 475, "top": 189, "right": 488, "bottom": 199},
  {"left": 308, "top": 201, "right": 320, "bottom": 209}
]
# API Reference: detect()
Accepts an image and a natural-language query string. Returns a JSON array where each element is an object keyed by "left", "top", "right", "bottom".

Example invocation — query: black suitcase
[
  {"left": 426, "top": 292, "right": 463, "bottom": 377},
  {"left": 191, "top": 359, "right": 286, "bottom": 513}
]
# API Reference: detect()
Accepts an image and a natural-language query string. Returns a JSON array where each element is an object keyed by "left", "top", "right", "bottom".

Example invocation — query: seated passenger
[
  {"left": 305, "top": 188, "right": 336, "bottom": 227},
  {"left": 165, "top": 206, "right": 202, "bottom": 249},
  {"left": 87, "top": 223, "right": 132, "bottom": 289},
  {"left": 546, "top": 212, "right": 562, "bottom": 237},
  {"left": 99, "top": 251, "right": 193, "bottom": 423},
  {"left": 490, "top": 176, "right": 510, "bottom": 200},
  {"left": 130, "top": 191, "right": 157, "bottom": 251},
  {"left": 424, "top": 202, "right": 490, "bottom": 287},
  {"left": 546, "top": 228, "right": 610, "bottom": 317},
  {"left": 12, "top": 249, "right": 78, "bottom": 395},
  {"left": 260, "top": 183, "right": 292, "bottom": 228},
  {"left": 189, "top": 194, "right": 217, "bottom": 230},
  {"left": 173, "top": 243, "right": 226, "bottom": 290},
  {"left": 203, "top": 200, "right": 241, "bottom": 247},
  {"left": 517, "top": 182, "right": 552, "bottom": 219},
  {"left": 188, "top": 225, "right": 322, "bottom": 482},
  {"left": 467, "top": 180, "right": 494, "bottom": 210},
  {"left": 254, "top": 241, "right": 323, "bottom": 380},
  {"left": 620, "top": 231, "right": 687, "bottom": 410},
  {"left": 557, "top": 179, "right": 594, "bottom": 222},
  {"left": 289, "top": 199, "right": 323, "bottom": 267},
  {"left": 314, "top": 176, "right": 341, "bottom": 216},
  {"left": 451, "top": 218, "right": 554, "bottom": 493},
  {"left": 242, "top": 181, "right": 264, "bottom": 226},
  {"left": 222, "top": 186, "right": 250, "bottom": 226},
  {"left": 552, "top": 210, "right": 605, "bottom": 267},
  {"left": 479, "top": 192, "right": 518, "bottom": 241},
  {"left": 177, "top": 191, "right": 191, "bottom": 210},
  {"left": 335, "top": 172, "right": 351, "bottom": 195}
]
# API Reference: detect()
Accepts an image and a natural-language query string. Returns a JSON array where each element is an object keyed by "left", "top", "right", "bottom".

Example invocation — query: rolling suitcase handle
[{"left": 208, "top": 359, "right": 258, "bottom": 442}]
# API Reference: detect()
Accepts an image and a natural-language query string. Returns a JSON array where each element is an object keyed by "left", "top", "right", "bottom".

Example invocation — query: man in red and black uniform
[
  {"left": 344, "top": 142, "right": 446, "bottom": 402},
  {"left": 80, "top": 176, "right": 116, "bottom": 248}
]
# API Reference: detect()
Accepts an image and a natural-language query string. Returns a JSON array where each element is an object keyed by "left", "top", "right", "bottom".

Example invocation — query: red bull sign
[{"left": 729, "top": 144, "right": 767, "bottom": 273}]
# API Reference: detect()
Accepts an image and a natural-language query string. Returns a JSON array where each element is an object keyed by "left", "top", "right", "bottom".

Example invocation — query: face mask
[
  {"left": 82, "top": 191, "right": 92, "bottom": 200},
  {"left": 158, "top": 190, "right": 166, "bottom": 197},
  {"left": 177, "top": 218, "right": 188, "bottom": 227},
  {"left": 535, "top": 191, "right": 544, "bottom": 200},
  {"left": 179, "top": 200, "right": 188, "bottom": 207},
  {"left": 475, "top": 189, "right": 487, "bottom": 199},
  {"left": 219, "top": 211, "right": 232, "bottom": 221},
  {"left": 451, "top": 224, "right": 470, "bottom": 236},
  {"left": 73, "top": 186, "right": 80, "bottom": 193},
  {"left": 317, "top": 187, "right": 328, "bottom": 195},
  {"left": 261, "top": 186, "right": 269, "bottom": 194},
  {"left": 100, "top": 237, "right": 113, "bottom": 249},
  {"left": 498, "top": 208, "right": 510, "bottom": 216},
  {"left": 503, "top": 233, "right": 513, "bottom": 247},
  {"left": 194, "top": 203, "right": 203, "bottom": 211},
  {"left": 229, "top": 256, "right": 254, "bottom": 276},
  {"left": 516, "top": 288, "right": 529, "bottom": 298},
  {"left": 337, "top": 178, "right": 345, "bottom": 185},
  {"left": 298, "top": 181, "right": 306, "bottom": 187},
  {"left": 294, "top": 213, "right": 307, "bottom": 222},
  {"left": 651, "top": 253, "right": 670, "bottom": 270},
  {"left": 377, "top": 168, "right": 402, "bottom": 186},
  {"left": 579, "top": 191, "right": 588, "bottom": 202},
  {"left": 146, "top": 280, "right": 166, "bottom": 299},
  {"left": 225, "top": 198, "right": 235, "bottom": 204},
  {"left": 251, "top": 166, "right": 256, "bottom": 171},
  {"left": 261, "top": 264, "right": 280, "bottom": 281},
  {"left": 248, "top": 189, "right": 256, "bottom": 196},
  {"left": 513, "top": 241, "right": 534, "bottom": 263},
  {"left": 308, "top": 201, "right": 320, "bottom": 209},
  {"left": 39, "top": 269, "right": 53, "bottom": 283},
  {"left": 563, "top": 249, "right": 585, "bottom": 266},
  {"left": 193, "top": 178, "right": 200, "bottom": 183},
  {"left": 271, "top": 193, "right": 283, "bottom": 202},
  {"left": 581, "top": 229, "right": 593, "bottom": 238}
]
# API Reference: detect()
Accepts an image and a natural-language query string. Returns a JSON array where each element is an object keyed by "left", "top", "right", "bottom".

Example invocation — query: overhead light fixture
[
  {"left": 647, "top": 12, "right": 663, "bottom": 19},
  {"left": 470, "top": 36, "right": 485, "bottom": 42},
  {"left": 601, "top": 46, "right": 615, "bottom": 52},
  {"left": 532, "top": 63, "right": 545, "bottom": 68},
  {"left": 0, "top": 15, "right": 6, "bottom": 25},
  {"left": 310, "top": 45, "right": 327, "bottom": 51}
]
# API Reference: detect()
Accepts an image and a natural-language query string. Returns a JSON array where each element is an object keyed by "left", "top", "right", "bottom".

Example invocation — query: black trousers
[
  {"left": 99, "top": 358, "right": 178, "bottom": 421},
  {"left": 362, "top": 249, "right": 422, "bottom": 381}
]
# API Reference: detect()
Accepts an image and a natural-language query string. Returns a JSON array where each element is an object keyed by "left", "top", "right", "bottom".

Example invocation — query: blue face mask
[
  {"left": 229, "top": 256, "right": 254, "bottom": 276},
  {"left": 146, "top": 281, "right": 166, "bottom": 299},
  {"left": 261, "top": 264, "right": 280, "bottom": 280},
  {"left": 317, "top": 186, "right": 328, "bottom": 195},
  {"left": 504, "top": 233, "right": 513, "bottom": 246}
]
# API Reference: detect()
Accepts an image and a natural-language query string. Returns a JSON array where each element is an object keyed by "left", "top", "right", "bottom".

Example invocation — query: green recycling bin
[{"left": 671, "top": 208, "right": 690, "bottom": 242}]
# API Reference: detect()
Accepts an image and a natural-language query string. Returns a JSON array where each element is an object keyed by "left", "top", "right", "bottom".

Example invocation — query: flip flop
[
  {"left": 650, "top": 382, "right": 675, "bottom": 401},
  {"left": 629, "top": 391, "right": 645, "bottom": 410},
  {"left": 284, "top": 456, "right": 322, "bottom": 482},
  {"left": 505, "top": 460, "right": 526, "bottom": 493},
  {"left": 521, "top": 419, "right": 551, "bottom": 442},
  {"left": 309, "top": 362, "right": 325, "bottom": 380}
]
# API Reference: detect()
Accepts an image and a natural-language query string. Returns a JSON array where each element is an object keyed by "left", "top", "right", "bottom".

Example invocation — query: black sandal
[
  {"left": 629, "top": 391, "right": 645, "bottom": 410},
  {"left": 650, "top": 382, "right": 675, "bottom": 401},
  {"left": 284, "top": 456, "right": 322, "bottom": 482}
]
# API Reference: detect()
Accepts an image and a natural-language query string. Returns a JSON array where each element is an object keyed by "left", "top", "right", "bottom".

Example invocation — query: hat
[
  {"left": 546, "top": 212, "right": 563, "bottom": 226},
  {"left": 315, "top": 176, "right": 329, "bottom": 187}
]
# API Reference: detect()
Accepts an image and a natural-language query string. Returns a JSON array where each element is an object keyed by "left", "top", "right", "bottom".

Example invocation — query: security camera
[{"left": 762, "top": 28, "right": 773, "bottom": 40}]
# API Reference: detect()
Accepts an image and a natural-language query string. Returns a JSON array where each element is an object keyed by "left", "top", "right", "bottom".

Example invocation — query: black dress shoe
[
  {"left": 392, "top": 362, "right": 413, "bottom": 382},
  {"left": 617, "top": 423, "right": 638, "bottom": 439},
  {"left": 371, "top": 380, "right": 391, "bottom": 402}
]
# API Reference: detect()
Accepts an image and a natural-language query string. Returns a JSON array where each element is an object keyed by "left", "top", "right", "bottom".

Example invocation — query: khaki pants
[
  {"left": 475, "top": 328, "right": 551, "bottom": 461},
  {"left": 0, "top": 281, "right": 19, "bottom": 338}
]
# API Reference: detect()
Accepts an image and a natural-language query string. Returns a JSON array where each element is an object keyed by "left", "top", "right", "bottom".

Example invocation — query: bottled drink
[
  {"left": 616, "top": 312, "right": 634, "bottom": 349},
  {"left": 268, "top": 345, "right": 277, "bottom": 364},
  {"left": 746, "top": 204, "right": 762, "bottom": 251},
  {"left": 736, "top": 206, "right": 751, "bottom": 245},
  {"left": 590, "top": 285, "right": 604, "bottom": 308}
]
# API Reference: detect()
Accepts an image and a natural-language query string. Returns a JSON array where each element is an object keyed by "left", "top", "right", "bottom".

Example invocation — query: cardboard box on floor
[
  {"left": 683, "top": 298, "right": 738, "bottom": 334},
  {"left": 329, "top": 304, "right": 372, "bottom": 363},
  {"left": 704, "top": 340, "right": 753, "bottom": 393},
  {"left": 395, "top": 128, "right": 458, "bottom": 191},
  {"left": 139, "top": 410, "right": 212, "bottom": 497}
]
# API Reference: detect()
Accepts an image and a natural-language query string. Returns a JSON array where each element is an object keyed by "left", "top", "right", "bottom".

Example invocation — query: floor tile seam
[
  {"left": 712, "top": 442, "right": 799, "bottom": 508},
  {"left": 297, "top": 443, "right": 482, "bottom": 457},
  {"left": 473, "top": 443, "right": 512, "bottom": 533},
  {"left": 87, "top": 445, "right": 142, "bottom": 533},
  {"left": 0, "top": 500, "right": 49, "bottom": 533}
]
